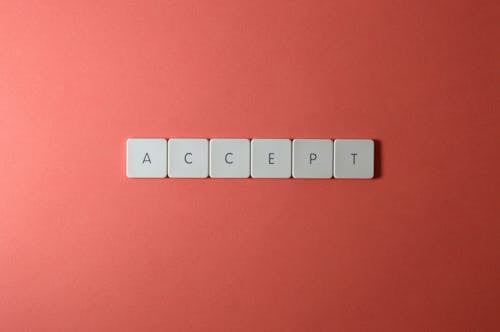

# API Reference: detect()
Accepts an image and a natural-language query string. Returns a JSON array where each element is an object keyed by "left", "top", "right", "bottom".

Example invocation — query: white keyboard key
[
  {"left": 168, "top": 139, "right": 208, "bottom": 178},
  {"left": 209, "top": 139, "right": 250, "bottom": 178},
  {"left": 251, "top": 139, "right": 291, "bottom": 178},
  {"left": 333, "top": 139, "right": 374, "bottom": 179},
  {"left": 126, "top": 138, "right": 167, "bottom": 178},
  {"left": 292, "top": 139, "right": 333, "bottom": 178}
]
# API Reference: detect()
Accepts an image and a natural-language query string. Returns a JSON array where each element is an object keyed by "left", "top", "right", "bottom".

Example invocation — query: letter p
[{"left": 309, "top": 153, "right": 317, "bottom": 164}]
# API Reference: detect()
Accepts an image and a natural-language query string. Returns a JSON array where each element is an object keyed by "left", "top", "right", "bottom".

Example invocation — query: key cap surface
[
  {"left": 168, "top": 138, "right": 208, "bottom": 178},
  {"left": 333, "top": 139, "right": 374, "bottom": 179},
  {"left": 292, "top": 139, "right": 333, "bottom": 178},
  {"left": 251, "top": 139, "right": 291, "bottom": 178},
  {"left": 126, "top": 138, "right": 167, "bottom": 178},
  {"left": 209, "top": 139, "right": 250, "bottom": 178}
]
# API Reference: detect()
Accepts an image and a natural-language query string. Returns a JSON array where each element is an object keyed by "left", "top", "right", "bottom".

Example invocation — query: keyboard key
[
  {"left": 209, "top": 139, "right": 250, "bottom": 178},
  {"left": 126, "top": 138, "right": 167, "bottom": 178},
  {"left": 251, "top": 139, "right": 291, "bottom": 178},
  {"left": 333, "top": 139, "right": 374, "bottom": 179},
  {"left": 292, "top": 139, "right": 333, "bottom": 178},
  {"left": 168, "top": 139, "right": 208, "bottom": 178}
]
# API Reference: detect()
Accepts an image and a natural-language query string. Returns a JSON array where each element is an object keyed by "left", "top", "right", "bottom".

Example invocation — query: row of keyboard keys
[{"left": 126, "top": 138, "right": 374, "bottom": 179}]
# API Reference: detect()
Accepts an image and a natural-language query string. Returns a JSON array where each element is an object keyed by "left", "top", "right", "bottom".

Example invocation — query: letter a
[{"left": 142, "top": 153, "right": 152, "bottom": 164}]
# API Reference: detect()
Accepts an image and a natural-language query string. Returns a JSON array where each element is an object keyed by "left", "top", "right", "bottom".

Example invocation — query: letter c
[
  {"left": 225, "top": 152, "right": 234, "bottom": 164},
  {"left": 184, "top": 152, "right": 193, "bottom": 164}
]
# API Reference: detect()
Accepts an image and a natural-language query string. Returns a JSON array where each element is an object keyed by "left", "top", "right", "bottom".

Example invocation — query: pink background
[{"left": 1, "top": 0, "right": 499, "bottom": 331}]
